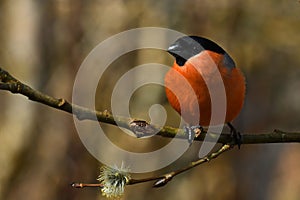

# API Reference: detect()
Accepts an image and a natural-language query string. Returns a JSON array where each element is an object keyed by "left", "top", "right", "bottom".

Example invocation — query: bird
[{"left": 165, "top": 36, "right": 245, "bottom": 146}]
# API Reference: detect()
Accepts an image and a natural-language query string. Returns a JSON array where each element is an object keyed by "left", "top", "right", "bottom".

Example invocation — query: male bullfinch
[{"left": 165, "top": 36, "right": 245, "bottom": 146}]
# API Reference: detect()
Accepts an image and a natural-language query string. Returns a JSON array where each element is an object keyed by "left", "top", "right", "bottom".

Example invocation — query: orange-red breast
[{"left": 165, "top": 36, "right": 245, "bottom": 131}]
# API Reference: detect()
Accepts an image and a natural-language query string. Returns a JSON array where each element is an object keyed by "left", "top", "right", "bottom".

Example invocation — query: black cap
[{"left": 167, "top": 36, "right": 231, "bottom": 67}]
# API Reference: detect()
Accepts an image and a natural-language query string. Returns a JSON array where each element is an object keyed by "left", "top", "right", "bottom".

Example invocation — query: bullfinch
[{"left": 165, "top": 36, "right": 245, "bottom": 146}]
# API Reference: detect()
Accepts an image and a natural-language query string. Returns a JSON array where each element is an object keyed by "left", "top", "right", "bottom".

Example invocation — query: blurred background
[{"left": 1, "top": 0, "right": 300, "bottom": 199}]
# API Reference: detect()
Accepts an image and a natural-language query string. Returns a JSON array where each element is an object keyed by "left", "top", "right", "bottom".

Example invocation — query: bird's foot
[
  {"left": 184, "top": 125, "right": 204, "bottom": 146},
  {"left": 227, "top": 122, "right": 242, "bottom": 149}
]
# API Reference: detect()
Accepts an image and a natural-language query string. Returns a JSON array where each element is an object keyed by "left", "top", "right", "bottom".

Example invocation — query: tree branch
[{"left": 1, "top": 67, "right": 300, "bottom": 145}]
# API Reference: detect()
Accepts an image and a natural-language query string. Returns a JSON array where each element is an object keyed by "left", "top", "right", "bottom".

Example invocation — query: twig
[
  {"left": 152, "top": 143, "right": 232, "bottom": 187},
  {"left": 71, "top": 143, "right": 233, "bottom": 188},
  {"left": 1, "top": 67, "right": 300, "bottom": 145},
  {"left": 129, "top": 143, "right": 233, "bottom": 187},
  {"left": 71, "top": 182, "right": 103, "bottom": 188}
]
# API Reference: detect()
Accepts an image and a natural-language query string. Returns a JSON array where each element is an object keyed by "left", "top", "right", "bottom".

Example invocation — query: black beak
[{"left": 167, "top": 43, "right": 188, "bottom": 66}]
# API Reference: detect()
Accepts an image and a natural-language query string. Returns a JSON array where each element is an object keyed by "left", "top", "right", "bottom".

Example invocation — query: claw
[
  {"left": 184, "top": 125, "right": 204, "bottom": 146},
  {"left": 227, "top": 122, "right": 242, "bottom": 148},
  {"left": 191, "top": 125, "right": 204, "bottom": 138}
]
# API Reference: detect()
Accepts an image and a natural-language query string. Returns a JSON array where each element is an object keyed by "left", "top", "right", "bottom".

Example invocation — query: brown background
[{"left": 0, "top": 1, "right": 300, "bottom": 200}]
